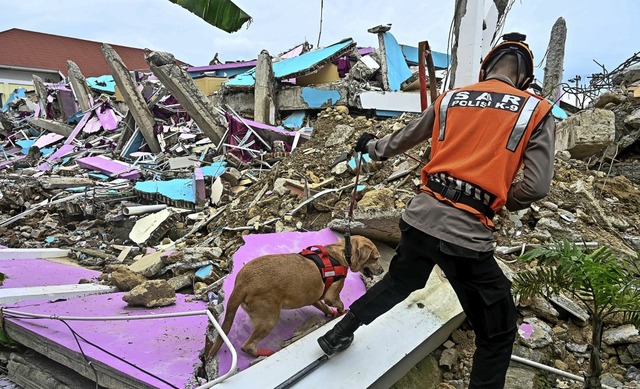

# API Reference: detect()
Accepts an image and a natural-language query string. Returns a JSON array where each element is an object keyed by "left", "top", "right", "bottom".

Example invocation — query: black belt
[{"left": 426, "top": 180, "right": 495, "bottom": 219}]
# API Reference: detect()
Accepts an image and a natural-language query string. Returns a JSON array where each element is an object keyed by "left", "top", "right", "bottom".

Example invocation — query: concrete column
[
  {"left": 449, "top": 0, "right": 485, "bottom": 89},
  {"left": 101, "top": 44, "right": 161, "bottom": 154},
  {"left": 542, "top": 17, "right": 567, "bottom": 100},
  {"left": 66, "top": 60, "right": 92, "bottom": 112},
  {"left": 368, "top": 24, "right": 392, "bottom": 91},
  {"left": 32, "top": 75, "right": 48, "bottom": 118},
  {"left": 253, "top": 50, "right": 276, "bottom": 125},
  {"left": 482, "top": 0, "right": 510, "bottom": 57},
  {"left": 145, "top": 50, "right": 225, "bottom": 146},
  {"left": 28, "top": 118, "right": 73, "bottom": 137}
]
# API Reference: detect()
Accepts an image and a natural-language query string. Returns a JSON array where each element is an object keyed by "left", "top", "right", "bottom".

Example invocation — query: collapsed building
[{"left": 0, "top": 17, "right": 639, "bottom": 389}]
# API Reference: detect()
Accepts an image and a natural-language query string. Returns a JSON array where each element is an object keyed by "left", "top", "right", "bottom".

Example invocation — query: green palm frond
[
  {"left": 169, "top": 0, "right": 252, "bottom": 33},
  {"left": 514, "top": 240, "right": 640, "bottom": 320}
]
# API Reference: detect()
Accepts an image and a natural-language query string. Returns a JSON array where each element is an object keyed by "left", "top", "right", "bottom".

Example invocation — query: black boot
[{"left": 317, "top": 310, "right": 362, "bottom": 355}]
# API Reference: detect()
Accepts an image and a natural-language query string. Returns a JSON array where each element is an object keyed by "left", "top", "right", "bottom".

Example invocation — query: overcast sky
[{"left": 1, "top": 0, "right": 638, "bottom": 85}]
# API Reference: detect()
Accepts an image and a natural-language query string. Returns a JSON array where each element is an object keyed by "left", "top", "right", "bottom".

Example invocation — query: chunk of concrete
[
  {"left": 129, "top": 208, "right": 179, "bottom": 245},
  {"left": 329, "top": 208, "right": 403, "bottom": 245},
  {"left": 603, "top": 324, "right": 640, "bottom": 346},
  {"left": 102, "top": 44, "right": 161, "bottom": 153},
  {"left": 122, "top": 279, "right": 176, "bottom": 308},
  {"left": 110, "top": 267, "right": 147, "bottom": 291},
  {"left": 518, "top": 317, "right": 553, "bottom": 349},
  {"left": 324, "top": 124, "right": 355, "bottom": 148},
  {"left": 625, "top": 108, "right": 640, "bottom": 129},
  {"left": 555, "top": 108, "right": 615, "bottom": 158},
  {"left": 128, "top": 250, "right": 174, "bottom": 278},
  {"left": 358, "top": 188, "right": 396, "bottom": 210}
]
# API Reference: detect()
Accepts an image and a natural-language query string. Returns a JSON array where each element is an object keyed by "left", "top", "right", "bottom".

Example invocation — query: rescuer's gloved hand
[{"left": 354, "top": 132, "right": 375, "bottom": 153}]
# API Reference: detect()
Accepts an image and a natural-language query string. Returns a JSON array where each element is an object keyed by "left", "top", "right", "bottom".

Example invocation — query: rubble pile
[{"left": 0, "top": 36, "right": 639, "bottom": 388}]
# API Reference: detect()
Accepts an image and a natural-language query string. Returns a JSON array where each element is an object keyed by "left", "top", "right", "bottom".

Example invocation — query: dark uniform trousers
[{"left": 349, "top": 219, "right": 517, "bottom": 389}]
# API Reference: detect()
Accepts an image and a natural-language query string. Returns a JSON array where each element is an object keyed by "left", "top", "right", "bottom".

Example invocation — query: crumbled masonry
[{"left": 0, "top": 29, "right": 639, "bottom": 388}]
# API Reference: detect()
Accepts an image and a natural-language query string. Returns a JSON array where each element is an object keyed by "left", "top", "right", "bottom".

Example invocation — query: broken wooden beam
[
  {"left": 144, "top": 50, "right": 225, "bottom": 147},
  {"left": 101, "top": 44, "right": 161, "bottom": 153},
  {"left": 66, "top": 60, "right": 93, "bottom": 112}
]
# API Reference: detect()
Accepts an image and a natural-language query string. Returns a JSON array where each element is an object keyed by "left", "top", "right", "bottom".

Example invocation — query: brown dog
[{"left": 205, "top": 235, "right": 384, "bottom": 358}]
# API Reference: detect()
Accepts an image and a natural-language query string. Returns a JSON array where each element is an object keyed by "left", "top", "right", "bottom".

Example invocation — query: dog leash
[
  {"left": 343, "top": 151, "right": 364, "bottom": 265},
  {"left": 273, "top": 354, "right": 330, "bottom": 389}
]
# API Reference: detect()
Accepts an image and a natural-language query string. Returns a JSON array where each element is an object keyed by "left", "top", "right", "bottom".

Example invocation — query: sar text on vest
[{"left": 449, "top": 91, "right": 523, "bottom": 112}]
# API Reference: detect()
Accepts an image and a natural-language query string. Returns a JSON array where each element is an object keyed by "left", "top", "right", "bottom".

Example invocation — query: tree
[{"left": 512, "top": 240, "right": 640, "bottom": 389}]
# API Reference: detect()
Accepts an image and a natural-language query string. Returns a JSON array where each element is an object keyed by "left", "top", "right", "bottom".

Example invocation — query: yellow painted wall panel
[{"left": 296, "top": 64, "right": 340, "bottom": 86}]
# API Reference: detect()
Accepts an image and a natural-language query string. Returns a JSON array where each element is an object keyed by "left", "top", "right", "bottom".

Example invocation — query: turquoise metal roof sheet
[
  {"left": 384, "top": 32, "right": 413, "bottom": 91},
  {"left": 400, "top": 44, "right": 450, "bottom": 70},
  {"left": 226, "top": 39, "right": 355, "bottom": 87}
]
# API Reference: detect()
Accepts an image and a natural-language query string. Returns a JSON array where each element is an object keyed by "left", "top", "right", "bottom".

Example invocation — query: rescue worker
[{"left": 317, "top": 32, "right": 555, "bottom": 389}]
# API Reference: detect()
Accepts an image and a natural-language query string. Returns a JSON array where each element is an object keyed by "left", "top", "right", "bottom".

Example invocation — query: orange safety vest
[{"left": 420, "top": 79, "right": 552, "bottom": 229}]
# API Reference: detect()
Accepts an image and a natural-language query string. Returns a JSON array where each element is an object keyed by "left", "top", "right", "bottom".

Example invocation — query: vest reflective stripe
[
  {"left": 432, "top": 172, "right": 493, "bottom": 206},
  {"left": 507, "top": 96, "right": 541, "bottom": 151},
  {"left": 438, "top": 90, "right": 457, "bottom": 141}
]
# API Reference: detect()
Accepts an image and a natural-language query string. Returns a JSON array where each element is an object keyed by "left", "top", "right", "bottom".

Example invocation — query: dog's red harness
[{"left": 300, "top": 245, "right": 348, "bottom": 294}]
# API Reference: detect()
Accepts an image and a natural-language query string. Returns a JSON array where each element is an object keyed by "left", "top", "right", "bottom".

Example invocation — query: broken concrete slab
[
  {"left": 0, "top": 257, "right": 108, "bottom": 303},
  {"left": 122, "top": 279, "right": 176, "bottom": 308},
  {"left": 145, "top": 50, "right": 225, "bottom": 147},
  {"left": 76, "top": 155, "right": 140, "bottom": 180},
  {"left": 128, "top": 208, "right": 183, "bottom": 245},
  {"left": 32, "top": 75, "right": 48, "bottom": 118},
  {"left": 127, "top": 250, "right": 172, "bottom": 278},
  {"left": 66, "top": 60, "right": 93, "bottom": 112},
  {"left": 28, "top": 118, "right": 74, "bottom": 137},
  {"left": 254, "top": 49, "right": 276, "bottom": 125},
  {"left": 555, "top": 108, "right": 615, "bottom": 158},
  {"left": 0, "top": 284, "right": 116, "bottom": 305},
  {"left": 109, "top": 267, "right": 147, "bottom": 291},
  {"left": 328, "top": 208, "right": 403, "bottom": 245},
  {"left": 8, "top": 351, "right": 98, "bottom": 389},
  {"left": 101, "top": 44, "right": 161, "bottom": 153},
  {"left": 4, "top": 293, "right": 207, "bottom": 389},
  {"left": 39, "top": 176, "right": 95, "bottom": 190},
  {"left": 359, "top": 90, "right": 422, "bottom": 115},
  {"left": 381, "top": 31, "right": 413, "bottom": 91},
  {"left": 0, "top": 249, "right": 69, "bottom": 260}
]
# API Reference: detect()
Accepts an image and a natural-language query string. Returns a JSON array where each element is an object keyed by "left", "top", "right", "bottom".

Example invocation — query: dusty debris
[
  {"left": 122, "top": 279, "right": 177, "bottom": 307},
  {"left": 108, "top": 266, "right": 148, "bottom": 291},
  {"left": 0, "top": 26, "right": 638, "bottom": 389}
]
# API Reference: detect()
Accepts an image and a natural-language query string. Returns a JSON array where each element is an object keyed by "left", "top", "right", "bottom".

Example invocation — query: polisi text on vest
[{"left": 449, "top": 91, "right": 523, "bottom": 112}]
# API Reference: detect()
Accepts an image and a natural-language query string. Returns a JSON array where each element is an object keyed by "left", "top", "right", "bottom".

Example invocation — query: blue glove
[{"left": 355, "top": 133, "right": 375, "bottom": 153}]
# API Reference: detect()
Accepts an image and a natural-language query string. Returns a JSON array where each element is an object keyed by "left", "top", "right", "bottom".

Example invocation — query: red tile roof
[{"left": 0, "top": 28, "right": 151, "bottom": 77}]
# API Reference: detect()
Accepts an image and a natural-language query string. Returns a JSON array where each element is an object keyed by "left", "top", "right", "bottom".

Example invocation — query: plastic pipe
[
  {"left": 511, "top": 355, "right": 616, "bottom": 389},
  {"left": 122, "top": 204, "right": 167, "bottom": 216},
  {"left": 2, "top": 308, "right": 238, "bottom": 387},
  {"left": 194, "top": 310, "right": 238, "bottom": 388}
]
